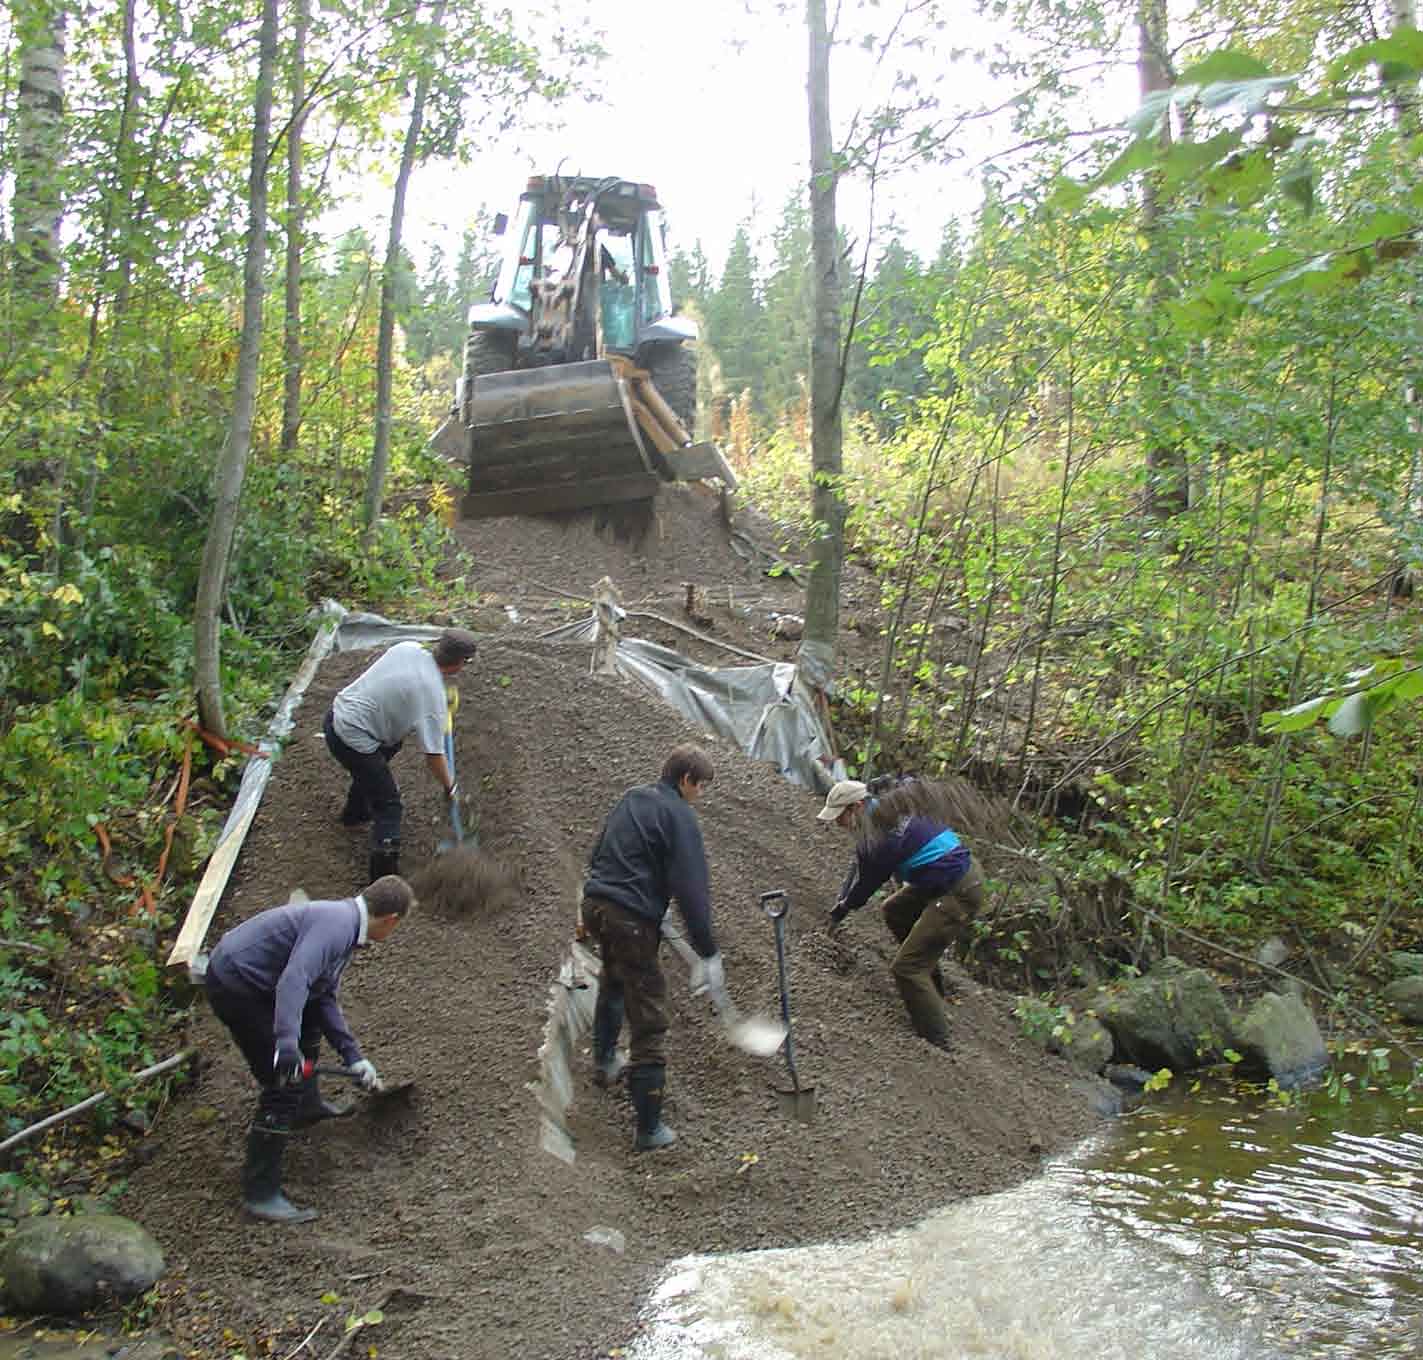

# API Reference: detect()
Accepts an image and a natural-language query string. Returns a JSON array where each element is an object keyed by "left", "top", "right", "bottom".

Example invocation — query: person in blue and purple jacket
[{"left": 818, "top": 777, "right": 985, "bottom": 1053}]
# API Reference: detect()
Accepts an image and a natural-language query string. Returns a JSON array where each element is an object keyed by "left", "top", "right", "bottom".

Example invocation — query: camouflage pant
[
  {"left": 881, "top": 862, "right": 985, "bottom": 1043},
  {"left": 581, "top": 896, "right": 669, "bottom": 1071}
]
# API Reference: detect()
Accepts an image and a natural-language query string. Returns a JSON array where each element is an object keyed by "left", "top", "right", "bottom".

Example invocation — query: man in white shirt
[{"left": 322, "top": 628, "right": 477, "bottom": 879}]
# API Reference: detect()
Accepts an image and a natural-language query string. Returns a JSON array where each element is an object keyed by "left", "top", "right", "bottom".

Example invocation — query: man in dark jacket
[
  {"left": 819, "top": 778, "right": 984, "bottom": 1052},
  {"left": 204, "top": 875, "right": 413, "bottom": 1222},
  {"left": 581, "top": 744, "right": 723, "bottom": 1151}
]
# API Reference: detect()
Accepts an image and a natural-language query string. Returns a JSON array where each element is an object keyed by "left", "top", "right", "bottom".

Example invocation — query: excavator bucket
[{"left": 461, "top": 360, "right": 662, "bottom": 518}]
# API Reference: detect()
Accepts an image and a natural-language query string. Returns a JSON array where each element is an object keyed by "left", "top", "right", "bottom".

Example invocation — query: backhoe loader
[{"left": 431, "top": 174, "right": 737, "bottom": 518}]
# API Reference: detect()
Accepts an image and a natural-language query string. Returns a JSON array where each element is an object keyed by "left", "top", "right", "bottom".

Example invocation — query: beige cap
[{"left": 817, "top": 779, "right": 869, "bottom": 822}]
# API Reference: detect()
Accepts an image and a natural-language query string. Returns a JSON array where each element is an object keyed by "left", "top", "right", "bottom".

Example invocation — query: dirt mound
[{"left": 124, "top": 495, "right": 1096, "bottom": 1359}]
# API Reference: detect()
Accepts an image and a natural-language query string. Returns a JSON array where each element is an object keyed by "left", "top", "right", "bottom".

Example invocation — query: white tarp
[{"left": 540, "top": 616, "right": 844, "bottom": 793}]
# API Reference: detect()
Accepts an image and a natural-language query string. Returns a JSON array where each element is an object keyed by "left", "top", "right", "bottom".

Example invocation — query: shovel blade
[
  {"left": 726, "top": 1015, "right": 788, "bottom": 1058},
  {"left": 372, "top": 1079, "right": 416, "bottom": 1102},
  {"left": 775, "top": 1085, "right": 817, "bottom": 1122}
]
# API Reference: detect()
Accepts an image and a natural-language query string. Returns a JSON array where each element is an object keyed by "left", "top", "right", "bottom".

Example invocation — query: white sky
[{"left": 393, "top": 1, "right": 1139, "bottom": 278}]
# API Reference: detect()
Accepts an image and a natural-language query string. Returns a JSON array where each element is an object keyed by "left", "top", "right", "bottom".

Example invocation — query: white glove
[
  {"left": 348, "top": 1058, "right": 381, "bottom": 1091},
  {"left": 690, "top": 951, "right": 725, "bottom": 999}
]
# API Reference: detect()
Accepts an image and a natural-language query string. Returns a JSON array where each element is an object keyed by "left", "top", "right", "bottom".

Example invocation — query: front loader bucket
[{"left": 462, "top": 360, "right": 660, "bottom": 518}]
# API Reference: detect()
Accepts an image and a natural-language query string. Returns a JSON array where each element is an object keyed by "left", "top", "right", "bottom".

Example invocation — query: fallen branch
[
  {"left": 625, "top": 610, "right": 776, "bottom": 665},
  {"left": 0, "top": 938, "right": 51, "bottom": 955},
  {"left": 0, "top": 1050, "right": 195, "bottom": 1156},
  {"left": 282, "top": 1316, "right": 327, "bottom": 1360},
  {"left": 321, "top": 1286, "right": 411, "bottom": 1360}
]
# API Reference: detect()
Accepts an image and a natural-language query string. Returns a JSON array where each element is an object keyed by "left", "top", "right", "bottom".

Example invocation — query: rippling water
[
  {"left": 1065, "top": 1079, "right": 1423, "bottom": 1358},
  {"left": 629, "top": 1072, "right": 1423, "bottom": 1359}
]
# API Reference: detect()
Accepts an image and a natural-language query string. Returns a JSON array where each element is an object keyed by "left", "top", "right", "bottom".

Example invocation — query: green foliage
[{"left": 1013, "top": 994, "right": 1072, "bottom": 1045}]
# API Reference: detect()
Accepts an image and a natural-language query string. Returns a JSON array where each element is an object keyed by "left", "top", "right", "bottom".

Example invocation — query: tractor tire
[
  {"left": 461, "top": 329, "right": 517, "bottom": 427},
  {"left": 643, "top": 342, "right": 698, "bottom": 441}
]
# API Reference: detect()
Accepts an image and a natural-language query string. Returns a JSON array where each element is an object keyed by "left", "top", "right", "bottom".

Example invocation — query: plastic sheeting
[
  {"left": 329, "top": 600, "right": 844, "bottom": 793},
  {"left": 541, "top": 615, "right": 844, "bottom": 793},
  {"left": 166, "top": 604, "right": 342, "bottom": 968}
]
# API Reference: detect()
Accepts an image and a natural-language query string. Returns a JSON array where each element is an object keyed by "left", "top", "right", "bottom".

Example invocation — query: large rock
[
  {"left": 1234, "top": 991, "right": 1329, "bottom": 1089},
  {"left": 0, "top": 1212, "right": 165, "bottom": 1315},
  {"left": 1053, "top": 1010, "right": 1115, "bottom": 1073},
  {"left": 1091, "top": 959, "right": 1232, "bottom": 1072},
  {"left": 1383, "top": 975, "right": 1423, "bottom": 1023}
]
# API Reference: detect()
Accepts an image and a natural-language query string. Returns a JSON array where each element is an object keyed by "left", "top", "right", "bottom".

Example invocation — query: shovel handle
[{"left": 759, "top": 889, "right": 789, "bottom": 920}]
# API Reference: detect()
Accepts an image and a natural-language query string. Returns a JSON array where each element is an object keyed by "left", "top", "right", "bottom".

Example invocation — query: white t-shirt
[{"left": 331, "top": 641, "right": 446, "bottom": 755}]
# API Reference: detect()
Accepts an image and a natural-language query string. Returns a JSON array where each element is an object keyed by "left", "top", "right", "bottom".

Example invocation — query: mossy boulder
[
  {"left": 0, "top": 1212, "right": 165, "bottom": 1315},
  {"left": 1091, "top": 960, "right": 1232, "bottom": 1072},
  {"left": 1234, "top": 992, "right": 1329, "bottom": 1089},
  {"left": 1382, "top": 975, "right": 1423, "bottom": 1023}
]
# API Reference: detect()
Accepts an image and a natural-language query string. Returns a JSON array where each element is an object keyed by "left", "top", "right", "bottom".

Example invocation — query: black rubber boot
[
  {"left": 591, "top": 989, "right": 626, "bottom": 1089},
  {"left": 242, "top": 1120, "right": 318, "bottom": 1223},
  {"left": 628, "top": 1065, "right": 676, "bottom": 1151},
  {"left": 922, "top": 1029, "right": 955, "bottom": 1054},
  {"left": 290, "top": 1075, "right": 354, "bottom": 1129},
  {"left": 368, "top": 840, "right": 400, "bottom": 881}
]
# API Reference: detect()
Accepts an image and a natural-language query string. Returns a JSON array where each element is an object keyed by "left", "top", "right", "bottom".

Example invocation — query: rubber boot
[
  {"left": 628, "top": 1065, "right": 676, "bottom": 1151},
  {"left": 242, "top": 1120, "right": 318, "bottom": 1223},
  {"left": 930, "top": 964, "right": 947, "bottom": 999},
  {"left": 290, "top": 1075, "right": 354, "bottom": 1129},
  {"left": 368, "top": 839, "right": 400, "bottom": 881},
  {"left": 591, "top": 990, "right": 626, "bottom": 1089}
]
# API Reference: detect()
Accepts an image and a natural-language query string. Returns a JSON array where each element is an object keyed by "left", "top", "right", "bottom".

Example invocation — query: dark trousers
[
  {"left": 581, "top": 896, "right": 669, "bottom": 1071},
  {"left": 881, "top": 862, "right": 986, "bottom": 1042},
  {"left": 205, "top": 975, "right": 326, "bottom": 1126},
  {"left": 323, "top": 708, "right": 403, "bottom": 847}
]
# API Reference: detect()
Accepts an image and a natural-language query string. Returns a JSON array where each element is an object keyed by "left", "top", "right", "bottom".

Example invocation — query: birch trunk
[
  {"left": 798, "top": 0, "right": 846, "bottom": 694},
  {"left": 364, "top": 0, "right": 448, "bottom": 533},
  {"left": 193, "top": 0, "right": 281, "bottom": 737},
  {"left": 281, "top": 0, "right": 311, "bottom": 456},
  {"left": 1137, "top": 0, "right": 1188, "bottom": 519},
  {"left": 12, "top": 0, "right": 66, "bottom": 305}
]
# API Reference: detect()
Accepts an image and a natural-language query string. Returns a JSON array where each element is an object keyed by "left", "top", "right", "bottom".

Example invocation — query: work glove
[
  {"left": 348, "top": 1057, "right": 381, "bottom": 1091},
  {"left": 273, "top": 1045, "right": 305, "bottom": 1086},
  {"left": 689, "top": 950, "right": 725, "bottom": 999}
]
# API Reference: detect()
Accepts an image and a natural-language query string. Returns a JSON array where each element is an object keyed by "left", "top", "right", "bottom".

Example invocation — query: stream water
[{"left": 629, "top": 1068, "right": 1423, "bottom": 1359}]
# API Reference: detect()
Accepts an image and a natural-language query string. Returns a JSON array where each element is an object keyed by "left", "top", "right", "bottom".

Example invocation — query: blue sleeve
[
  {"left": 835, "top": 838, "right": 899, "bottom": 915},
  {"left": 273, "top": 918, "right": 357, "bottom": 1062},
  {"left": 310, "top": 985, "right": 362, "bottom": 1067}
]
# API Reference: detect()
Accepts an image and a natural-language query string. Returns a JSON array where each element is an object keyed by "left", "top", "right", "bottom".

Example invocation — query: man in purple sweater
[
  {"left": 819, "top": 778, "right": 984, "bottom": 1053},
  {"left": 204, "top": 875, "right": 413, "bottom": 1222}
]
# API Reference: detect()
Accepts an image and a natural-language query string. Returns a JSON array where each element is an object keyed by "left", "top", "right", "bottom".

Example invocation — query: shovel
[
  {"left": 660, "top": 921, "right": 786, "bottom": 1057},
  {"left": 762, "top": 890, "right": 816, "bottom": 1121},
  {"left": 305, "top": 1061, "right": 417, "bottom": 1109},
  {"left": 437, "top": 686, "right": 470, "bottom": 854}
]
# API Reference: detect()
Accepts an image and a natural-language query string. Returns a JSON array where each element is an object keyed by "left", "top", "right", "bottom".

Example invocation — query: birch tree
[
  {"left": 364, "top": 0, "right": 448, "bottom": 532},
  {"left": 799, "top": 0, "right": 847, "bottom": 692},
  {"left": 281, "top": 0, "right": 311, "bottom": 457},
  {"left": 193, "top": 0, "right": 281, "bottom": 737},
  {"left": 11, "top": 0, "right": 67, "bottom": 308}
]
